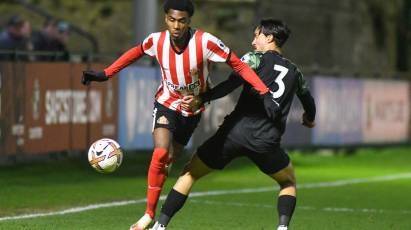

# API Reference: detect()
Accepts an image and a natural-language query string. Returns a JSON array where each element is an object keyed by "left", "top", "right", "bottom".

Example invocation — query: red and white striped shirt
[
  {"left": 142, "top": 29, "right": 230, "bottom": 116},
  {"left": 104, "top": 29, "right": 268, "bottom": 117}
]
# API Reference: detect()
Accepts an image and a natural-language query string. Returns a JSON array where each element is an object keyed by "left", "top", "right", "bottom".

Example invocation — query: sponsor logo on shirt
[{"left": 165, "top": 80, "right": 201, "bottom": 94}]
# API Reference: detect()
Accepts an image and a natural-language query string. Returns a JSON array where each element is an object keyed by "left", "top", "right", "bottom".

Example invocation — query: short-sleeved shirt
[{"left": 142, "top": 28, "right": 231, "bottom": 117}]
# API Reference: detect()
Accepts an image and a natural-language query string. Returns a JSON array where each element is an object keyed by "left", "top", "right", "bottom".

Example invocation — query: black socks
[
  {"left": 277, "top": 195, "right": 296, "bottom": 227},
  {"left": 157, "top": 190, "right": 296, "bottom": 227},
  {"left": 158, "top": 189, "right": 188, "bottom": 226}
]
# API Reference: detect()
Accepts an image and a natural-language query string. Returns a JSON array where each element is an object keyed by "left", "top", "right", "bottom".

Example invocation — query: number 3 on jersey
[{"left": 272, "top": 65, "right": 288, "bottom": 98}]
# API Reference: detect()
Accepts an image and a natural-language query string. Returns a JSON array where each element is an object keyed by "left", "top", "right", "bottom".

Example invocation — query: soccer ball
[{"left": 88, "top": 138, "right": 123, "bottom": 173}]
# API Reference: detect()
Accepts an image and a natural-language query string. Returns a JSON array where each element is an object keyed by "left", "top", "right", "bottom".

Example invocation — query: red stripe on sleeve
[
  {"left": 156, "top": 32, "right": 166, "bottom": 78},
  {"left": 143, "top": 37, "right": 153, "bottom": 52},
  {"left": 206, "top": 40, "right": 229, "bottom": 60},
  {"left": 227, "top": 52, "right": 269, "bottom": 94},
  {"left": 195, "top": 31, "right": 205, "bottom": 91},
  {"left": 155, "top": 32, "right": 167, "bottom": 102},
  {"left": 104, "top": 46, "right": 144, "bottom": 77}
]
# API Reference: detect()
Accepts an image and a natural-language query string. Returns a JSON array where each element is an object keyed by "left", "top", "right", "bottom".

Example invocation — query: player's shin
[
  {"left": 157, "top": 188, "right": 188, "bottom": 227},
  {"left": 277, "top": 194, "right": 296, "bottom": 228},
  {"left": 146, "top": 148, "right": 170, "bottom": 218}
]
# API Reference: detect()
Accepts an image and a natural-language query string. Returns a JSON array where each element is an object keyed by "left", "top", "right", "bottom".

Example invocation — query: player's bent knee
[
  {"left": 152, "top": 148, "right": 171, "bottom": 165},
  {"left": 271, "top": 172, "right": 296, "bottom": 189},
  {"left": 180, "top": 154, "right": 210, "bottom": 180},
  {"left": 277, "top": 173, "right": 296, "bottom": 188},
  {"left": 180, "top": 164, "right": 204, "bottom": 181},
  {"left": 278, "top": 179, "right": 296, "bottom": 189}
]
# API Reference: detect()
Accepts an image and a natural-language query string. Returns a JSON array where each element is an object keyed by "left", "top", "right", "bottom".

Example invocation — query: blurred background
[
  {"left": 0, "top": 0, "right": 410, "bottom": 160},
  {"left": 0, "top": 1, "right": 411, "bottom": 229},
  {"left": 1, "top": 0, "right": 410, "bottom": 73}
]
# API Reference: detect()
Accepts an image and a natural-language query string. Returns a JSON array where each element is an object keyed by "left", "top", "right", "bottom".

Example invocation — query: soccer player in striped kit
[{"left": 81, "top": 0, "right": 275, "bottom": 229}]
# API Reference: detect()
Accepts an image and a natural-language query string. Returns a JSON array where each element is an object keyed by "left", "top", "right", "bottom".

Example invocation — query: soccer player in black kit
[{"left": 150, "top": 19, "right": 316, "bottom": 230}]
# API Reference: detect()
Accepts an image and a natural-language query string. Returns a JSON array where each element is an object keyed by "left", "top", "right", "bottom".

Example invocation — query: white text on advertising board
[{"left": 45, "top": 90, "right": 101, "bottom": 125}]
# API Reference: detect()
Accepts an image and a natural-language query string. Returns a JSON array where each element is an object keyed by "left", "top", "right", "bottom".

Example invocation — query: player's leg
[
  {"left": 131, "top": 104, "right": 176, "bottom": 230},
  {"left": 131, "top": 128, "right": 173, "bottom": 230},
  {"left": 165, "top": 140, "right": 184, "bottom": 174},
  {"left": 154, "top": 153, "right": 213, "bottom": 227},
  {"left": 146, "top": 127, "right": 174, "bottom": 217},
  {"left": 248, "top": 147, "right": 295, "bottom": 230},
  {"left": 134, "top": 108, "right": 202, "bottom": 230},
  {"left": 152, "top": 126, "right": 237, "bottom": 228},
  {"left": 269, "top": 163, "right": 296, "bottom": 230},
  {"left": 168, "top": 110, "right": 202, "bottom": 164}
]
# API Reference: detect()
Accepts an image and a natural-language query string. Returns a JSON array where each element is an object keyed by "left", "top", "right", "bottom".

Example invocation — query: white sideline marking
[
  {"left": 1, "top": 172, "right": 410, "bottom": 222},
  {"left": 189, "top": 200, "right": 411, "bottom": 215}
]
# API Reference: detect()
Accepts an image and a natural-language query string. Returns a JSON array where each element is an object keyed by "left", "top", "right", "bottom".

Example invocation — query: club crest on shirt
[
  {"left": 157, "top": 116, "right": 169, "bottom": 125},
  {"left": 218, "top": 40, "right": 226, "bottom": 49},
  {"left": 241, "top": 52, "right": 262, "bottom": 70},
  {"left": 241, "top": 53, "right": 250, "bottom": 63},
  {"left": 189, "top": 68, "right": 198, "bottom": 77}
]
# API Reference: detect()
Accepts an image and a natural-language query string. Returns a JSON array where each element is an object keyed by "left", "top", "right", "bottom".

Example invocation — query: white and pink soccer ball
[{"left": 88, "top": 138, "right": 123, "bottom": 173}]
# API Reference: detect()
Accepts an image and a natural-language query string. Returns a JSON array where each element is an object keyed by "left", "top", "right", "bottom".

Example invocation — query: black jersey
[{"left": 200, "top": 51, "right": 315, "bottom": 152}]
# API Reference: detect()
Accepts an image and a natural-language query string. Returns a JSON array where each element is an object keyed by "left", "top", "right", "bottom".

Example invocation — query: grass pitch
[{"left": 1, "top": 147, "right": 411, "bottom": 229}]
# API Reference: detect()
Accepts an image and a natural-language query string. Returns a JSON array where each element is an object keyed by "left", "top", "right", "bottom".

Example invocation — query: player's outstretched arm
[
  {"left": 103, "top": 45, "right": 145, "bottom": 77},
  {"left": 226, "top": 52, "right": 269, "bottom": 95},
  {"left": 81, "top": 46, "right": 145, "bottom": 86}
]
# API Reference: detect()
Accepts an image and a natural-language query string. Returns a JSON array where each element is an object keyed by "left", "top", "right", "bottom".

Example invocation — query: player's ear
[{"left": 266, "top": 34, "right": 275, "bottom": 44}]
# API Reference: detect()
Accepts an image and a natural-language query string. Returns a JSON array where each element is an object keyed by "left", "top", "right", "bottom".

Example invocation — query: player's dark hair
[
  {"left": 256, "top": 19, "right": 291, "bottom": 47},
  {"left": 163, "top": 0, "right": 194, "bottom": 17}
]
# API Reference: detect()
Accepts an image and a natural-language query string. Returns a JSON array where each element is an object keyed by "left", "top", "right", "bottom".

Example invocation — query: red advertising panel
[
  {"left": 24, "top": 63, "right": 72, "bottom": 153},
  {"left": 87, "top": 64, "right": 118, "bottom": 146},
  {"left": 69, "top": 63, "right": 89, "bottom": 150},
  {"left": 0, "top": 63, "right": 19, "bottom": 156},
  {"left": 22, "top": 63, "right": 118, "bottom": 155}
]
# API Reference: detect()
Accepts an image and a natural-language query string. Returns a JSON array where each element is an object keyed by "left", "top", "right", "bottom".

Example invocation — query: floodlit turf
[{"left": 1, "top": 147, "right": 411, "bottom": 229}]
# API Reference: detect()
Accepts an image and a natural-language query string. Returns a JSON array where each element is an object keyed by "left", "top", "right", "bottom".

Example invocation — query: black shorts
[
  {"left": 152, "top": 102, "right": 201, "bottom": 146},
  {"left": 197, "top": 127, "right": 290, "bottom": 175}
]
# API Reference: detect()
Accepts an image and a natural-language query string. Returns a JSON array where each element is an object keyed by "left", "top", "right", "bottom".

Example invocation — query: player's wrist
[
  {"left": 82, "top": 70, "right": 109, "bottom": 85},
  {"left": 302, "top": 113, "right": 315, "bottom": 128},
  {"left": 194, "top": 96, "right": 202, "bottom": 106},
  {"left": 303, "top": 112, "right": 315, "bottom": 123},
  {"left": 93, "top": 71, "right": 108, "bottom": 81}
]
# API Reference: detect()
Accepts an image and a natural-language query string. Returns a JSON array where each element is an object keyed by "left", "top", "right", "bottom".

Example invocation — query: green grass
[{"left": 1, "top": 147, "right": 411, "bottom": 229}]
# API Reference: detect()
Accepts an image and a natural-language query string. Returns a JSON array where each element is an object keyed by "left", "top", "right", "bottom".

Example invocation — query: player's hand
[
  {"left": 302, "top": 112, "right": 315, "bottom": 128},
  {"left": 181, "top": 95, "right": 202, "bottom": 111},
  {"left": 81, "top": 70, "right": 108, "bottom": 85},
  {"left": 263, "top": 91, "right": 280, "bottom": 120}
]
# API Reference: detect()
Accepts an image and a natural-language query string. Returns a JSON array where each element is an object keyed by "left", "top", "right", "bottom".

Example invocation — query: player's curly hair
[
  {"left": 256, "top": 19, "right": 291, "bottom": 48},
  {"left": 163, "top": 0, "right": 194, "bottom": 17}
]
